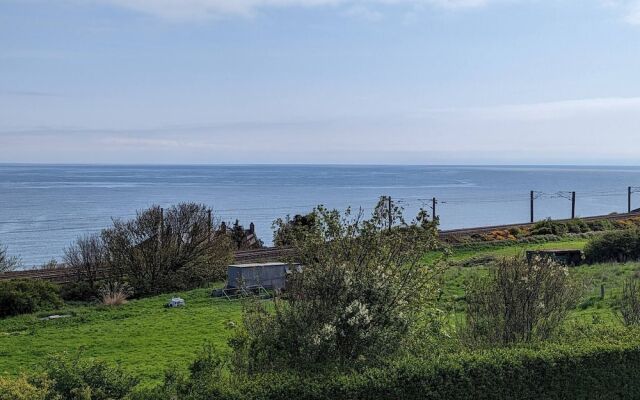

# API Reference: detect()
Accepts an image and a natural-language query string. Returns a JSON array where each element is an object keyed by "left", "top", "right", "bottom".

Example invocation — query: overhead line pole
[
  {"left": 571, "top": 191, "right": 576, "bottom": 219},
  {"left": 431, "top": 197, "right": 438, "bottom": 223},
  {"left": 530, "top": 191, "right": 535, "bottom": 223}
]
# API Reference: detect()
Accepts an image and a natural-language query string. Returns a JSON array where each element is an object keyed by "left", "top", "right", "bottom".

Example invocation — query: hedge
[
  {"left": 193, "top": 333, "right": 640, "bottom": 400},
  {"left": 584, "top": 230, "right": 640, "bottom": 263},
  {"left": 0, "top": 279, "right": 63, "bottom": 318}
]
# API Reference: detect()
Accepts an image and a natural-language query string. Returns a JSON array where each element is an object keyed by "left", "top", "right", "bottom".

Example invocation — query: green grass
[
  {"left": 434, "top": 238, "right": 640, "bottom": 326},
  {"left": 449, "top": 238, "right": 588, "bottom": 261},
  {"left": 0, "top": 237, "right": 637, "bottom": 385},
  {"left": 0, "top": 285, "right": 242, "bottom": 383}
]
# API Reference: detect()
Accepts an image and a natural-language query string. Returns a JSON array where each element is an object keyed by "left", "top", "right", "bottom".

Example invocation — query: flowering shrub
[
  {"left": 232, "top": 199, "right": 443, "bottom": 371},
  {"left": 463, "top": 254, "right": 581, "bottom": 345},
  {"left": 0, "top": 375, "right": 51, "bottom": 400}
]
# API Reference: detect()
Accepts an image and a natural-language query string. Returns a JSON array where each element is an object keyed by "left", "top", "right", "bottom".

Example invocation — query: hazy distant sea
[{"left": 2, "top": 164, "right": 640, "bottom": 268}]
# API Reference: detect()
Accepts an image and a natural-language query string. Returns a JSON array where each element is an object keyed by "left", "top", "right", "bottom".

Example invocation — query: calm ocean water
[{"left": 1, "top": 164, "right": 640, "bottom": 268}]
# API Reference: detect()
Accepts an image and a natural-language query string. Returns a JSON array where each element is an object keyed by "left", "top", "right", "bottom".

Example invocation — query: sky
[{"left": 1, "top": 0, "right": 640, "bottom": 165}]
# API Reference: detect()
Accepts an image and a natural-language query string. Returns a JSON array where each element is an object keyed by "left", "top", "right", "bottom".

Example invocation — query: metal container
[{"left": 226, "top": 262, "right": 296, "bottom": 291}]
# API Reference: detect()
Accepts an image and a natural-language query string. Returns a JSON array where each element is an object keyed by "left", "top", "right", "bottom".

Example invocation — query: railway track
[
  {"left": 0, "top": 248, "right": 297, "bottom": 284},
  {"left": 438, "top": 211, "right": 640, "bottom": 241},
  {"left": 2, "top": 211, "right": 638, "bottom": 283}
]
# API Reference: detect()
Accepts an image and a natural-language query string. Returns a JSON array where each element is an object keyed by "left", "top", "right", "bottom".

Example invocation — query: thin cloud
[
  {"left": 600, "top": 0, "right": 640, "bottom": 25},
  {"left": 89, "top": 0, "right": 493, "bottom": 20},
  {"left": 424, "top": 97, "right": 640, "bottom": 122},
  {"left": 0, "top": 90, "right": 63, "bottom": 98}
]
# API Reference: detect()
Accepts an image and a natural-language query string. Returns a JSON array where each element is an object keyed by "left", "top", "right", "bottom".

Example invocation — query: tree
[
  {"left": 272, "top": 212, "right": 319, "bottom": 247},
  {"left": 102, "top": 203, "right": 234, "bottom": 296},
  {"left": 232, "top": 200, "right": 443, "bottom": 371},
  {"left": 0, "top": 244, "right": 21, "bottom": 273},
  {"left": 64, "top": 233, "right": 108, "bottom": 290}
]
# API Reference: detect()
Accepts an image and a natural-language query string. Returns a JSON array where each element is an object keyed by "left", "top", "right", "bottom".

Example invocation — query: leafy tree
[{"left": 272, "top": 212, "right": 319, "bottom": 247}]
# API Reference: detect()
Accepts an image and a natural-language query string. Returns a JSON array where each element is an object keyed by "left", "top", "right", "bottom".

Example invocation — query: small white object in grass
[
  {"left": 167, "top": 297, "right": 185, "bottom": 308},
  {"left": 39, "top": 314, "right": 71, "bottom": 321}
]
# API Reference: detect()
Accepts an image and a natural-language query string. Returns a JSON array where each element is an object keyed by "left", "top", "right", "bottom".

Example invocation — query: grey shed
[{"left": 226, "top": 262, "right": 297, "bottom": 291}]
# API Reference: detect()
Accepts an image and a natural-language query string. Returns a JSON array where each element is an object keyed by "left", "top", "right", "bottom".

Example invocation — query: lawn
[
  {"left": 2, "top": 237, "right": 639, "bottom": 385},
  {"left": 0, "top": 285, "right": 243, "bottom": 383}
]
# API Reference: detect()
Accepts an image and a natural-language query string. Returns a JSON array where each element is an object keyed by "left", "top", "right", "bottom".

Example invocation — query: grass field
[
  {"left": 2, "top": 236, "right": 639, "bottom": 384},
  {"left": 0, "top": 285, "right": 242, "bottom": 383}
]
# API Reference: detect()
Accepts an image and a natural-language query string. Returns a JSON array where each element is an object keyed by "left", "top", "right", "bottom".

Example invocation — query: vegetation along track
[{"left": 2, "top": 211, "right": 638, "bottom": 283}]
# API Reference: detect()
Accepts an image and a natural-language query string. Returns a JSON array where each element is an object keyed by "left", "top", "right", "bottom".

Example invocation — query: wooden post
[
  {"left": 530, "top": 191, "right": 535, "bottom": 223},
  {"left": 600, "top": 284, "right": 605, "bottom": 300},
  {"left": 629, "top": 187, "right": 632, "bottom": 214},
  {"left": 571, "top": 192, "right": 576, "bottom": 219}
]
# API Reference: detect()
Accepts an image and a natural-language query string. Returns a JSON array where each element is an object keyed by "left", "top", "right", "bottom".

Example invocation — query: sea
[{"left": 2, "top": 164, "right": 640, "bottom": 268}]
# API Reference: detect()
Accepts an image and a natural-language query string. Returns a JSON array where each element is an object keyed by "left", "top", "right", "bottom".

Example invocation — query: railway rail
[{"left": 2, "top": 211, "right": 638, "bottom": 284}]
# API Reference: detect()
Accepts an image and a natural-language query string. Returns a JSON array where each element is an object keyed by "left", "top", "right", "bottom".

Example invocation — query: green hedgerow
[{"left": 0, "top": 279, "right": 63, "bottom": 318}]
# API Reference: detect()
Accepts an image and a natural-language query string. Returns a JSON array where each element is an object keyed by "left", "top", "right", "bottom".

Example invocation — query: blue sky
[{"left": 2, "top": 0, "right": 640, "bottom": 164}]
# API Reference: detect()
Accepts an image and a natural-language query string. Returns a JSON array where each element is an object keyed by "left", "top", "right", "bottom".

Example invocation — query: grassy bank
[{"left": 2, "top": 237, "right": 639, "bottom": 385}]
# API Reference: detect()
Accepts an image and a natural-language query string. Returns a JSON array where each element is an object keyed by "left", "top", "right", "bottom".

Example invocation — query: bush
[
  {"left": 531, "top": 219, "right": 569, "bottom": 236},
  {"left": 0, "top": 375, "right": 51, "bottom": 400},
  {"left": 566, "top": 219, "right": 590, "bottom": 234},
  {"left": 0, "top": 279, "right": 64, "bottom": 318},
  {"left": 43, "top": 352, "right": 139, "bottom": 400},
  {"left": 144, "top": 329, "right": 640, "bottom": 400},
  {"left": 60, "top": 281, "right": 100, "bottom": 302},
  {"left": 584, "top": 230, "right": 640, "bottom": 263},
  {"left": 587, "top": 219, "right": 615, "bottom": 232},
  {"left": 233, "top": 199, "right": 443, "bottom": 372},
  {"left": 620, "top": 276, "right": 640, "bottom": 326},
  {"left": 463, "top": 255, "right": 580, "bottom": 345},
  {"left": 134, "top": 345, "right": 236, "bottom": 400}
]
